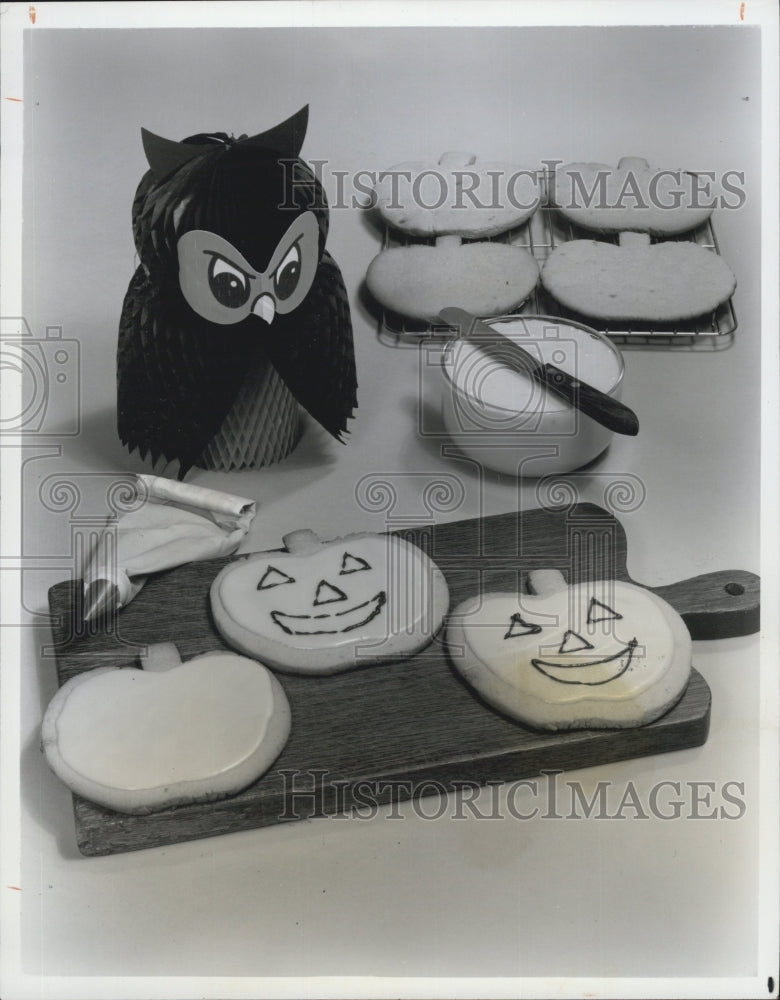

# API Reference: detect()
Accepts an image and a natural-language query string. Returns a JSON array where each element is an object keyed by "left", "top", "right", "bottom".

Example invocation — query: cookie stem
[
  {"left": 527, "top": 569, "right": 568, "bottom": 596},
  {"left": 615, "top": 159, "right": 653, "bottom": 244},
  {"left": 143, "top": 643, "right": 182, "bottom": 672},
  {"left": 438, "top": 152, "right": 477, "bottom": 168},
  {"left": 618, "top": 231, "right": 651, "bottom": 248},
  {"left": 617, "top": 157, "right": 650, "bottom": 171},
  {"left": 437, "top": 153, "right": 474, "bottom": 248},
  {"left": 283, "top": 529, "right": 322, "bottom": 555}
]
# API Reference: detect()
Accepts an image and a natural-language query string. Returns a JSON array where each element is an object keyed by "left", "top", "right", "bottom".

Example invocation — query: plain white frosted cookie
[
  {"left": 446, "top": 570, "right": 692, "bottom": 730},
  {"left": 41, "top": 644, "right": 291, "bottom": 813},
  {"left": 375, "top": 153, "right": 541, "bottom": 237},
  {"left": 211, "top": 529, "right": 450, "bottom": 675},
  {"left": 540, "top": 237, "right": 736, "bottom": 322},
  {"left": 366, "top": 242, "right": 540, "bottom": 324},
  {"left": 552, "top": 158, "right": 714, "bottom": 236}
]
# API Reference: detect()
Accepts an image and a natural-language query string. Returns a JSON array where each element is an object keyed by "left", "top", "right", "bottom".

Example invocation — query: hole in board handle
[{"left": 724, "top": 582, "right": 745, "bottom": 596}]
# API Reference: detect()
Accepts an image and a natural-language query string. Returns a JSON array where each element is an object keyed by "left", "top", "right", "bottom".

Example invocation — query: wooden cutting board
[{"left": 46, "top": 503, "right": 759, "bottom": 856}]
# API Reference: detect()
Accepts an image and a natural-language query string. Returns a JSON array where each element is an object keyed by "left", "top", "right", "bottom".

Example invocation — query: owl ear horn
[
  {"left": 141, "top": 128, "right": 216, "bottom": 181},
  {"left": 240, "top": 105, "right": 309, "bottom": 158},
  {"left": 140, "top": 106, "right": 309, "bottom": 181}
]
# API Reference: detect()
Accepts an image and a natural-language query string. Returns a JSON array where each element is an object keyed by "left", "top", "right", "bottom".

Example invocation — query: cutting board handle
[{"left": 649, "top": 569, "right": 760, "bottom": 640}]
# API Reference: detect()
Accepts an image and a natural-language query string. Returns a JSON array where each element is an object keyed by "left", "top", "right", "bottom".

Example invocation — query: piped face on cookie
[
  {"left": 447, "top": 572, "right": 692, "bottom": 730},
  {"left": 256, "top": 548, "right": 387, "bottom": 637},
  {"left": 210, "top": 531, "right": 450, "bottom": 674},
  {"left": 499, "top": 588, "right": 640, "bottom": 689}
]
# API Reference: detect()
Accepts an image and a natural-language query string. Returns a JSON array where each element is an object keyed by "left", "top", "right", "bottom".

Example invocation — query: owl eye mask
[
  {"left": 210, "top": 529, "right": 450, "bottom": 675},
  {"left": 446, "top": 569, "right": 692, "bottom": 731},
  {"left": 177, "top": 211, "right": 320, "bottom": 325}
]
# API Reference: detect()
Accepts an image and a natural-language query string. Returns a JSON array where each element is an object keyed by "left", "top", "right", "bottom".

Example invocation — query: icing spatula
[{"left": 439, "top": 307, "right": 640, "bottom": 436}]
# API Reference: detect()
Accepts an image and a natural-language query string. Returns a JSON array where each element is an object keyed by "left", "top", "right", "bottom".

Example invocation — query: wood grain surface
[{"left": 46, "top": 504, "right": 757, "bottom": 856}]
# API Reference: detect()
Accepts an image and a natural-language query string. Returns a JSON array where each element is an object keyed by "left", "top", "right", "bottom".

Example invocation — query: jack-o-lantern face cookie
[
  {"left": 210, "top": 529, "right": 450, "bottom": 674},
  {"left": 446, "top": 569, "right": 691, "bottom": 730}
]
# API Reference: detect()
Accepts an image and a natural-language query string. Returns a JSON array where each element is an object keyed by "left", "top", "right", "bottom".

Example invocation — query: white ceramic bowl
[{"left": 440, "top": 315, "right": 626, "bottom": 477}]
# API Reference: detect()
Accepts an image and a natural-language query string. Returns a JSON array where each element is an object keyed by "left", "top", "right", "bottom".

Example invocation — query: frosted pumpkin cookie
[
  {"left": 446, "top": 569, "right": 691, "bottom": 730},
  {"left": 375, "top": 152, "right": 541, "bottom": 237},
  {"left": 366, "top": 241, "right": 540, "bottom": 324},
  {"left": 540, "top": 233, "right": 736, "bottom": 322},
  {"left": 211, "top": 528, "right": 449, "bottom": 674},
  {"left": 41, "top": 644, "right": 291, "bottom": 814},
  {"left": 552, "top": 157, "right": 714, "bottom": 236}
]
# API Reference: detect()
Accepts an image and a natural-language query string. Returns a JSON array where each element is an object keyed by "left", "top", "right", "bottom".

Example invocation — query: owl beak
[{"left": 252, "top": 294, "right": 276, "bottom": 325}]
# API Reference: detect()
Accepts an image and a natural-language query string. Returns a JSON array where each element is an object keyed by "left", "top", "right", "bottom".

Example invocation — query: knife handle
[
  {"left": 649, "top": 569, "right": 760, "bottom": 640},
  {"left": 540, "top": 363, "right": 640, "bottom": 436}
]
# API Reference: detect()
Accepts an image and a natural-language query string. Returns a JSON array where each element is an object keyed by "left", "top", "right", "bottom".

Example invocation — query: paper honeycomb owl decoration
[{"left": 117, "top": 106, "right": 357, "bottom": 478}]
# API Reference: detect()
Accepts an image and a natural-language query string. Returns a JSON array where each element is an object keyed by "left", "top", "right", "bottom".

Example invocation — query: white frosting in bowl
[
  {"left": 444, "top": 317, "right": 623, "bottom": 417},
  {"left": 439, "top": 316, "right": 627, "bottom": 476}
]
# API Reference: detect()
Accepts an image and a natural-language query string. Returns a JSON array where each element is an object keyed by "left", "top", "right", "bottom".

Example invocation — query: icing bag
[{"left": 82, "top": 474, "right": 256, "bottom": 621}]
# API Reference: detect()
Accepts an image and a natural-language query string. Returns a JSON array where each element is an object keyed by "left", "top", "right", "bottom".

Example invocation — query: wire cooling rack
[{"left": 374, "top": 175, "right": 738, "bottom": 352}]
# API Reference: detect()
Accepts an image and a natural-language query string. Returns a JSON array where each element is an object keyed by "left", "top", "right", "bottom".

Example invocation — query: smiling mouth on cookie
[
  {"left": 531, "top": 638, "right": 638, "bottom": 686},
  {"left": 270, "top": 592, "right": 387, "bottom": 636}
]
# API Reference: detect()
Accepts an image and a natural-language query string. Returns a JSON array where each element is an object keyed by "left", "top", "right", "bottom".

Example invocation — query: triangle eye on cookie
[
  {"left": 503, "top": 614, "right": 542, "bottom": 639},
  {"left": 558, "top": 630, "right": 594, "bottom": 654},
  {"left": 257, "top": 551, "right": 372, "bottom": 594},
  {"left": 503, "top": 598, "right": 622, "bottom": 644},
  {"left": 257, "top": 566, "right": 296, "bottom": 590},
  {"left": 339, "top": 552, "right": 371, "bottom": 574},
  {"left": 587, "top": 598, "right": 622, "bottom": 624},
  {"left": 313, "top": 580, "right": 349, "bottom": 606}
]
